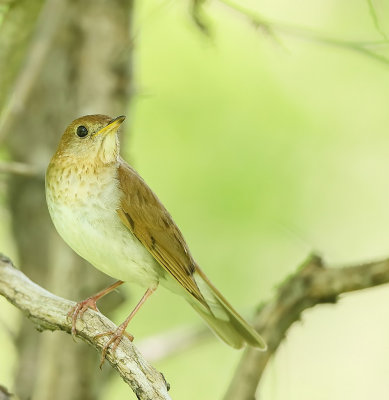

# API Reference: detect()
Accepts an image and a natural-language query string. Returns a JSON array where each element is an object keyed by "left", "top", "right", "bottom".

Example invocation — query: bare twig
[
  {"left": 0, "top": 254, "right": 171, "bottom": 400},
  {"left": 224, "top": 253, "right": 389, "bottom": 400},
  {"left": 274, "top": 24, "right": 389, "bottom": 66},
  {"left": 217, "top": 0, "right": 273, "bottom": 35},
  {"left": 0, "top": 161, "right": 42, "bottom": 177},
  {"left": 217, "top": 0, "right": 389, "bottom": 67},
  {"left": 366, "top": 0, "right": 388, "bottom": 40},
  {"left": 190, "top": 0, "right": 211, "bottom": 35}
]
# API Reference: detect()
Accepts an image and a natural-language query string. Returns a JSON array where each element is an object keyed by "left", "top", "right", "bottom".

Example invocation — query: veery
[{"left": 45, "top": 114, "right": 266, "bottom": 363}]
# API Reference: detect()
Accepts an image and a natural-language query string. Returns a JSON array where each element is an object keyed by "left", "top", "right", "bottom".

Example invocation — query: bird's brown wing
[{"left": 117, "top": 159, "right": 206, "bottom": 306}]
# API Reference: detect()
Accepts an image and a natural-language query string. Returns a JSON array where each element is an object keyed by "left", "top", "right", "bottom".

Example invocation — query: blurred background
[{"left": 1, "top": 0, "right": 389, "bottom": 399}]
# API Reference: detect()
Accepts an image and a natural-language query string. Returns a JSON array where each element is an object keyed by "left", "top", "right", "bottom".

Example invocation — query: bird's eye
[{"left": 76, "top": 125, "right": 88, "bottom": 138}]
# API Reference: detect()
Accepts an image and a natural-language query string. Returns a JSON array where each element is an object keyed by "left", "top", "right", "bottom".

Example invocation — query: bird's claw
[
  {"left": 95, "top": 326, "right": 134, "bottom": 368},
  {"left": 68, "top": 297, "right": 100, "bottom": 337}
]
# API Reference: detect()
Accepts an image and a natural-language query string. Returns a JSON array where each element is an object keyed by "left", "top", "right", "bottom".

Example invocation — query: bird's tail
[{"left": 186, "top": 268, "right": 267, "bottom": 350}]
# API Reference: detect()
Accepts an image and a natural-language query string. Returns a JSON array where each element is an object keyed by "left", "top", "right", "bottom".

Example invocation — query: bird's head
[{"left": 54, "top": 114, "right": 126, "bottom": 165}]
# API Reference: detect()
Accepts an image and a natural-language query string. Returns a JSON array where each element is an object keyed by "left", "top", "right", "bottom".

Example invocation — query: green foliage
[{"left": 3, "top": 0, "right": 389, "bottom": 398}]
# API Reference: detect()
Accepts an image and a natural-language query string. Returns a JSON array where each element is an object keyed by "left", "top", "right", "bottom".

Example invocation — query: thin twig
[
  {"left": 0, "top": 254, "right": 171, "bottom": 400},
  {"left": 217, "top": 0, "right": 389, "bottom": 67},
  {"left": 274, "top": 23, "right": 389, "bottom": 66},
  {"left": 0, "top": 161, "right": 42, "bottom": 177},
  {"left": 217, "top": 0, "right": 273, "bottom": 33},
  {"left": 224, "top": 253, "right": 389, "bottom": 399},
  {"left": 366, "top": 0, "right": 388, "bottom": 41},
  {"left": 191, "top": 0, "right": 211, "bottom": 35}
]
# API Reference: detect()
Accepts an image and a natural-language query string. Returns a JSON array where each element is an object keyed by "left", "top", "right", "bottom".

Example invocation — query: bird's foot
[
  {"left": 68, "top": 297, "right": 100, "bottom": 337},
  {"left": 95, "top": 323, "right": 134, "bottom": 368}
]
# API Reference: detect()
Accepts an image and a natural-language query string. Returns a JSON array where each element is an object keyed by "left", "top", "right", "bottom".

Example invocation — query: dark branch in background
[
  {"left": 0, "top": 0, "right": 66, "bottom": 143},
  {"left": 0, "top": 0, "right": 15, "bottom": 10},
  {"left": 0, "top": 254, "right": 171, "bottom": 400},
  {"left": 0, "top": 385, "right": 14, "bottom": 400},
  {"left": 190, "top": 0, "right": 389, "bottom": 67},
  {"left": 191, "top": 0, "right": 211, "bottom": 35},
  {"left": 224, "top": 254, "right": 389, "bottom": 400}
]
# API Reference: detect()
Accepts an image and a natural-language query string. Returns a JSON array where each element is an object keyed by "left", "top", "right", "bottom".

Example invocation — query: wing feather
[{"left": 116, "top": 160, "right": 206, "bottom": 305}]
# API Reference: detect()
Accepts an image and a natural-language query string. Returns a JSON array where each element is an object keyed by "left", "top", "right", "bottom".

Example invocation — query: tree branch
[
  {"left": 0, "top": 0, "right": 66, "bottom": 143},
  {"left": 0, "top": 254, "right": 171, "bottom": 400},
  {"left": 137, "top": 325, "right": 211, "bottom": 362},
  {"left": 6, "top": 245, "right": 389, "bottom": 400},
  {"left": 224, "top": 253, "right": 389, "bottom": 400},
  {"left": 0, "top": 161, "right": 42, "bottom": 177},
  {"left": 0, "top": 385, "right": 13, "bottom": 400},
  {"left": 216, "top": 0, "right": 389, "bottom": 67},
  {"left": 366, "top": 0, "right": 388, "bottom": 41}
]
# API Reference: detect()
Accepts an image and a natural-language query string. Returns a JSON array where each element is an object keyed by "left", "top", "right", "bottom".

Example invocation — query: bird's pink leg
[
  {"left": 95, "top": 286, "right": 156, "bottom": 367},
  {"left": 68, "top": 280, "right": 124, "bottom": 337}
]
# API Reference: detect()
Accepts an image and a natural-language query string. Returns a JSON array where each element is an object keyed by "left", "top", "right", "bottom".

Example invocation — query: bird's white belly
[{"left": 46, "top": 193, "right": 160, "bottom": 288}]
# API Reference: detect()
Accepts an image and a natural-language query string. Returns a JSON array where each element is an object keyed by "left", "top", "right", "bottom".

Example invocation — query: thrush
[{"left": 45, "top": 114, "right": 266, "bottom": 363}]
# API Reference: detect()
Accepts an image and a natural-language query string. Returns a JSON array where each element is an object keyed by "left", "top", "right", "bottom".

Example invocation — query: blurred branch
[
  {"left": 217, "top": 0, "right": 274, "bottom": 36},
  {"left": 137, "top": 325, "right": 211, "bottom": 362},
  {"left": 0, "top": 0, "right": 66, "bottom": 143},
  {"left": 0, "top": 254, "right": 171, "bottom": 400},
  {"left": 274, "top": 24, "right": 389, "bottom": 66},
  {"left": 224, "top": 253, "right": 389, "bottom": 400},
  {"left": 191, "top": 0, "right": 211, "bottom": 35},
  {"left": 0, "top": 161, "right": 42, "bottom": 177},
  {"left": 0, "top": 0, "right": 14, "bottom": 7},
  {"left": 0, "top": 385, "right": 14, "bottom": 400},
  {"left": 366, "top": 0, "right": 388, "bottom": 41},
  {"left": 216, "top": 0, "right": 389, "bottom": 67}
]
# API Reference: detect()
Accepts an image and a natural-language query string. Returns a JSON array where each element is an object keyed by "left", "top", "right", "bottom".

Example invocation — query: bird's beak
[{"left": 94, "top": 115, "right": 126, "bottom": 137}]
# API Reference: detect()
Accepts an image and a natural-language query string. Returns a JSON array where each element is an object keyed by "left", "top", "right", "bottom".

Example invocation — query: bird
[{"left": 45, "top": 114, "right": 267, "bottom": 363}]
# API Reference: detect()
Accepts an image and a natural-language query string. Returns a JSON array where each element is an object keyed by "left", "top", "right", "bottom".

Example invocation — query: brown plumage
[
  {"left": 46, "top": 114, "right": 266, "bottom": 360},
  {"left": 117, "top": 161, "right": 204, "bottom": 304},
  {"left": 116, "top": 160, "right": 266, "bottom": 349}
]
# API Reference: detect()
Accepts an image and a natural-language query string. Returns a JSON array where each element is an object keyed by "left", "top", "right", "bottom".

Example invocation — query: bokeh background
[{"left": 1, "top": 0, "right": 389, "bottom": 399}]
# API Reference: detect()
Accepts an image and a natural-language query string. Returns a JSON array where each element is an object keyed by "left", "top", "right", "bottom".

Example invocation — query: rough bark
[
  {"left": 223, "top": 254, "right": 389, "bottom": 399},
  {"left": 0, "top": 0, "right": 134, "bottom": 399},
  {"left": 0, "top": 254, "right": 171, "bottom": 400},
  {"left": 4, "top": 249, "right": 389, "bottom": 400}
]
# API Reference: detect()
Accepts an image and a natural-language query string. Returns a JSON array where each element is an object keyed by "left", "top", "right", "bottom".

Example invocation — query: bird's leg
[
  {"left": 68, "top": 280, "right": 124, "bottom": 337},
  {"left": 95, "top": 285, "right": 157, "bottom": 367}
]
